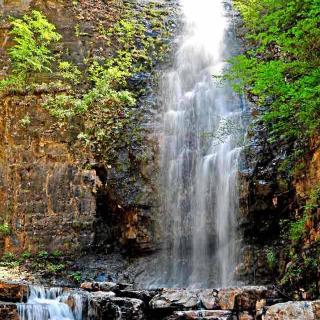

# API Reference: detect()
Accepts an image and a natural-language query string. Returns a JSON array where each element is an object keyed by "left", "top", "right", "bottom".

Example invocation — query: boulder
[
  {"left": 80, "top": 281, "right": 119, "bottom": 292},
  {"left": 0, "top": 281, "right": 28, "bottom": 302},
  {"left": 118, "top": 290, "right": 158, "bottom": 303},
  {"left": 150, "top": 289, "right": 200, "bottom": 310},
  {"left": 238, "top": 311, "right": 254, "bottom": 320},
  {"left": 199, "top": 289, "right": 219, "bottom": 309},
  {"left": 235, "top": 286, "right": 278, "bottom": 311},
  {"left": 166, "top": 310, "right": 233, "bottom": 320},
  {"left": 218, "top": 288, "right": 243, "bottom": 310},
  {"left": 89, "top": 294, "right": 146, "bottom": 320},
  {"left": 218, "top": 286, "right": 278, "bottom": 311},
  {"left": 264, "top": 300, "right": 320, "bottom": 320}
]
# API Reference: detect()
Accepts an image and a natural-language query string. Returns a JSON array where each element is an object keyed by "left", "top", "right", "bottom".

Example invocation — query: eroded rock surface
[
  {"left": 150, "top": 289, "right": 200, "bottom": 310},
  {"left": 0, "top": 281, "right": 27, "bottom": 302},
  {"left": 265, "top": 300, "right": 320, "bottom": 320},
  {"left": 0, "top": 302, "right": 19, "bottom": 320}
]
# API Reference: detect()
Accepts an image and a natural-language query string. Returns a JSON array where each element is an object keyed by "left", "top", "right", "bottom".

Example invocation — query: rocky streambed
[{"left": 0, "top": 281, "right": 319, "bottom": 320}]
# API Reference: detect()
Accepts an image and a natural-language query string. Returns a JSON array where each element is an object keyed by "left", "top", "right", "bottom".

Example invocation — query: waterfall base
[{"left": 1, "top": 280, "right": 319, "bottom": 320}]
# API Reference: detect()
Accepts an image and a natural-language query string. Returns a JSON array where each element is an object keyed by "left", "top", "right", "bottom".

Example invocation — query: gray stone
[
  {"left": 89, "top": 295, "right": 146, "bottom": 320},
  {"left": 264, "top": 300, "right": 320, "bottom": 320},
  {"left": 150, "top": 289, "right": 200, "bottom": 310},
  {"left": 167, "top": 310, "right": 233, "bottom": 320},
  {"left": 199, "top": 289, "right": 219, "bottom": 309}
]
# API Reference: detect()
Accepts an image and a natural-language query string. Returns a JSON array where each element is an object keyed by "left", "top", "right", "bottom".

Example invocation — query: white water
[
  {"left": 18, "top": 286, "right": 83, "bottom": 320},
  {"left": 139, "top": 0, "right": 246, "bottom": 288}
]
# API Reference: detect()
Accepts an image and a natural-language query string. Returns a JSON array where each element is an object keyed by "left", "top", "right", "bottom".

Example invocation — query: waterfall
[
  {"left": 17, "top": 285, "right": 83, "bottom": 320},
  {"left": 139, "top": 0, "right": 246, "bottom": 288}
]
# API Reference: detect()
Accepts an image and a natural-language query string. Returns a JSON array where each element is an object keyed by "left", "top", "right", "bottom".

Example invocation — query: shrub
[
  {"left": 289, "top": 215, "right": 307, "bottom": 242},
  {"left": 9, "top": 10, "right": 61, "bottom": 76},
  {"left": 0, "top": 223, "right": 10, "bottom": 236},
  {"left": 37, "top": 250, "right": 49, "bottom": 259},
  {"left": 266, "top": 248, "right": 276, "bottom": 269},
  {"left": 226, "top": 0, "right": 320, "bottom": 158},
  {"left": 70, "top": 271, "right": 82, "bottom": 283}
]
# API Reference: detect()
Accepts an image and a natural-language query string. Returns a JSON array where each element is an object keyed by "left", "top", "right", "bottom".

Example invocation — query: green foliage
[
  {"left": 227, "top": 0, "right": 320, "bottom": 147},
  {"left": 51, "top": 250, "right": 63, "bottom": 257},
  {"left": 70, "top": 271, "right": 82, "bottom": 283},
  {"left": 289, "top": 215, "right": 307, "bottom": 242},
  {"left": 44, "top": 1, "right": 171, "bottom": 162},
  {"left": 266, "top": 248, "right": 276, "bottom": 269},
  {"left": 47, "top": 263, "right": 65, "bottom": 273},
  {"left": 20, "top": 115, "right": 31, "bottom": 127},
  {"left": 1, "top": 2, "right": 173, "bottom": 167},
  {"left": 20, "top": 251, "right": 31, "bottom": 260},
  {"left": 0, "top": 252, "right": 19, "bottom": 268},
  {"left": 9, "top": 11, "right": 60, "bottom": 75},
  {"left": 0, "top": 223, "right": 10, "bottom": 236},
  {"left": 0, "top": 10, "right": 61, "bottom": 91},
  {"left": 58, "top": 61, "right": 82, "bottom": 85},
  {"left": 37, "top": 250, "right": 49, "bottom": 259}
]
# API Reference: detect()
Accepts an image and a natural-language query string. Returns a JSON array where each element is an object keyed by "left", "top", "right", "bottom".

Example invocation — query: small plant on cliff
[
  {"left": 37, "top": 250, "right": 49, "bottom": 259},
  {"left": 9, "top": 10, "right": 61, "bottom": 75},
  {"left": 70, "top": 271, "right": 82, "bottom": 283},
  {"left": 0, "top": 10, "right": 61, "bottom": 91},
  {"left": 20, "top": 115, "right": 31, "bottom": 127},
  {"left": 266, "top": 248, "right": 276, "bottom": 270},
  {"left": 289, "top": 215, "right": 307, "bottom": 243},
  {"left": 0, "top": 252, "right": 19, "bottom": 267},
  {"left": 0, "top": 223, "right": 10, "bottom": 236}
]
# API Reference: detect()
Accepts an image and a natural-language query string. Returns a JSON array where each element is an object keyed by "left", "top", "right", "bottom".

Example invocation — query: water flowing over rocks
[{"left": 0, "top": 281, "right": 320, "bottom": 319}]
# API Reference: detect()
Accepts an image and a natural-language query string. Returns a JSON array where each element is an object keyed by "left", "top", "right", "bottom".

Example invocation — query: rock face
[
  {"left": 167, "top": 310, "right": 234, "bottom": 320},
  {"left": 0, "top": 0, "right": 178, "bottom": 258},
  {"left": 0, "top": 303, "right": 19, "bottom": 320},
  {"left": 0, "top": 281, "right": 27, "bottom": 302},
  {"left": 150, "top": 289, "right": 200, "bottom": 310},
  {"left": 0, "top": 98, "right": 98, "bottom": 254},
  {"left": 89, "top": 295, "right": 146, "bottom": 320},
  {"left": 265, "top": 300, "right": 320, "bottom": 320},
  {"left": 218, "top": 286, "right": 278, "bottom": 311}
]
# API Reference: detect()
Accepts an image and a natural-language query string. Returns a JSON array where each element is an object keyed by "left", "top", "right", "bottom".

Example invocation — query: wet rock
[
  {"left": 150, "top": 289, "right": 200, "bottom": 310},
  {"left": 238, "top": 311, "right": 254, "bottom": 320},
  {"left": 90, "top": 290, "right": 116, "bottom": 300},
  {"left": 256, "top": 299, "right": 267, "bottom": 312},
  {"left": 166, "top": 310, "right": 233, "bottom": 320},
  {"left": 235, "top": 286, "right": 278, "bottom": 311},
  {"left": 81, "top": 282, "right": 94, "bottom": 291},
  {"left": 80, "top": 281, "right": 119, "bottom": 292},
  {"left": 218, "top": 288, "right": 242, "bottom": 310},
  {"left": 0, "top": 281, "right": 27, "bottom": 302},
  {"left": 199, "top": 289, "right": 219, "bottom": 309},
  {"left": 218, "top": 287, "right": 278, "bottom": 311},
  {"left": 264, "top": 300, "right": 320, "bottom": 320},
  {"left": 0, "top": 303, "right": 19, "bottom": 320},
  {"left": 90, "top": 295, "right": 146, "bottom": 320},
  {"left": 118, "top": 289, "right": 158, "bottom": 303},
  {"left": 98, "top": 282, "right": 119, "bottom": 292}
]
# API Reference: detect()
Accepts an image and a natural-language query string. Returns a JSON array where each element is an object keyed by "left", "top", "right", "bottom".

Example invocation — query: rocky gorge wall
[
  {"left": 0, "top": 0, "right": 177, "bottom": 260},
  {"left": 238, "top": 103, "right": 320, "bottom": 297}
]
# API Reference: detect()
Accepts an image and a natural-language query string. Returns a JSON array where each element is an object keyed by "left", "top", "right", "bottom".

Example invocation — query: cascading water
[
  {"left": 137, "top": 0, "right": 246, "bottom": 288},
  {"left": 17, "top": 285, "right": 83, "bottom": 320}
]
